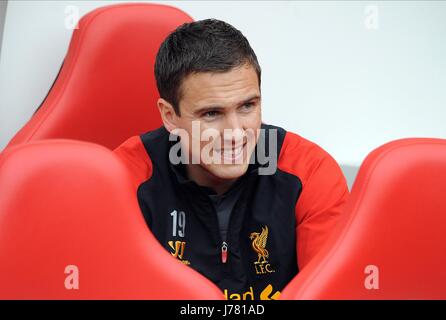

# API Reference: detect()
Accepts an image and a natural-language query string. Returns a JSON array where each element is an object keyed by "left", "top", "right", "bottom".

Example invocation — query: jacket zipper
[
  {"left": 216, "top": 177, "right": 253, "bottom": 266},
  {"left": 206, "top": 175, "right": 253, "bottom": 267},
  {"left": 205, "top": 196, "right": 230, "bottom": 266},
  {"left": 221, "top": 241, "right": 228, "bottom": 263}
]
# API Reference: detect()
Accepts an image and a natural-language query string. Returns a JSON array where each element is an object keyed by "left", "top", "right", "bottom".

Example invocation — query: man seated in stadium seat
[{"left": 114, "top": 19, "right": 349, "bottom": 300}]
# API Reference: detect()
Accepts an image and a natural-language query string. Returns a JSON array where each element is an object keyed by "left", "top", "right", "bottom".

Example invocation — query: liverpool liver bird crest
[{"left": 250, "top": 226, "right": 269, "bottom": 264}]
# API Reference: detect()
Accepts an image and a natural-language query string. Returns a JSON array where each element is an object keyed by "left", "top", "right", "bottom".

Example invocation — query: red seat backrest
[
  {"left": 0, "top": 140, "right": 223, "bottom": 299},
  {"left": 6, "top": 3, "right": 193, "bottom": 150},
  {"left": 281, "top": 138, "right": 446, "bottom": 299}
]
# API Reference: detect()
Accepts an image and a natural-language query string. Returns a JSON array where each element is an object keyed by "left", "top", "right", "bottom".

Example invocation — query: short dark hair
[{"left": 154, "top": 19, "right": 261, "bottom": 115}]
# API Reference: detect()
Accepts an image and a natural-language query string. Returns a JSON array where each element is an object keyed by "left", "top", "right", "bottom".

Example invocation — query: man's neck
[{"left": 185, "top": 164, "right": 236, "bottom": 195}]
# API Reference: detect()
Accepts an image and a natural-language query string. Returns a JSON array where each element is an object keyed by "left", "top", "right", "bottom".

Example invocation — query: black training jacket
[{"left": 114, "top": 123, "right": 349, "bottom": 300}]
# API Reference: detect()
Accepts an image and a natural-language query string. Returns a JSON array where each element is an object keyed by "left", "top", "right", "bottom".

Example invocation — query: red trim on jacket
[
  {"left": 278, "top": 131, "right": 349, "bottom": 270},
  {"left": 113, "top": 136, "right": 152, "bottom": 191}
]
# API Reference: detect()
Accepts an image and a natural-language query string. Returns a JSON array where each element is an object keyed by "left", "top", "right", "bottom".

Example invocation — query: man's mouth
[{"left": 215, "top": 142, "right": 247, "bottom": 162}]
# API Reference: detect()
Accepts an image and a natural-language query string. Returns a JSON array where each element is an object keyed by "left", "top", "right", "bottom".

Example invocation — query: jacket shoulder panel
[
  {"left": 277, "top": 131, "right": 349, "bottom": 269},
  {"left": 113, "top": 135, "right": 153, "bottom": 190}
]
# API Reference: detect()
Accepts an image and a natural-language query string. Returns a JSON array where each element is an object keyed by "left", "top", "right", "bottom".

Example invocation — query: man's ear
[{"left": 157, "top": 98, "right": 178, "bottom": 133}]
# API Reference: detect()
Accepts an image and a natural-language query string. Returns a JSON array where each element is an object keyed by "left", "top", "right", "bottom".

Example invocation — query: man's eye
[
  {"left": 241, "top": 103, "right": 254, "bottom": 111},
  {"left": 203, "top": 111, "right": 220, "bottom": 118}
]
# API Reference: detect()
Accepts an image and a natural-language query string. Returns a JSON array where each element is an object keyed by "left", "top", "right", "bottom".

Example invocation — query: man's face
[{"left": 170, "top": 64, "right": 262, "bottom": 181}]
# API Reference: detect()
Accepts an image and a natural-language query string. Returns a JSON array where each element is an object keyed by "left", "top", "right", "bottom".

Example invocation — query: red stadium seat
[
  {"left": 281, "top": 138, "right": 446, "bottom": 299},
  {"left": 5, "top": 3, "right": 193, "bottom": 151},
  {"left": 0, "top": 140, "right": 224, "bottom": 299}
]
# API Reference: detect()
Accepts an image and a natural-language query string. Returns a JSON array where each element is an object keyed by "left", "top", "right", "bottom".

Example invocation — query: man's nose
[
  {"left": 222, "top": 112, "right": 245, "bottom": 146},
  {"left": 225, "top": 111, "right": 243, "bottom": 130}
]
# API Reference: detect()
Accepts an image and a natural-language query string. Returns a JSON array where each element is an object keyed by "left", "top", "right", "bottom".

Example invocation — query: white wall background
[{"left": 1, "top": 1, "right": 446, "bottom": 186}]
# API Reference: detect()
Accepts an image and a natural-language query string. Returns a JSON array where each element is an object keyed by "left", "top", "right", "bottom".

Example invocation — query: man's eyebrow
[{"left": 194, "top": 95, "right": 261, "bottom": 115}]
